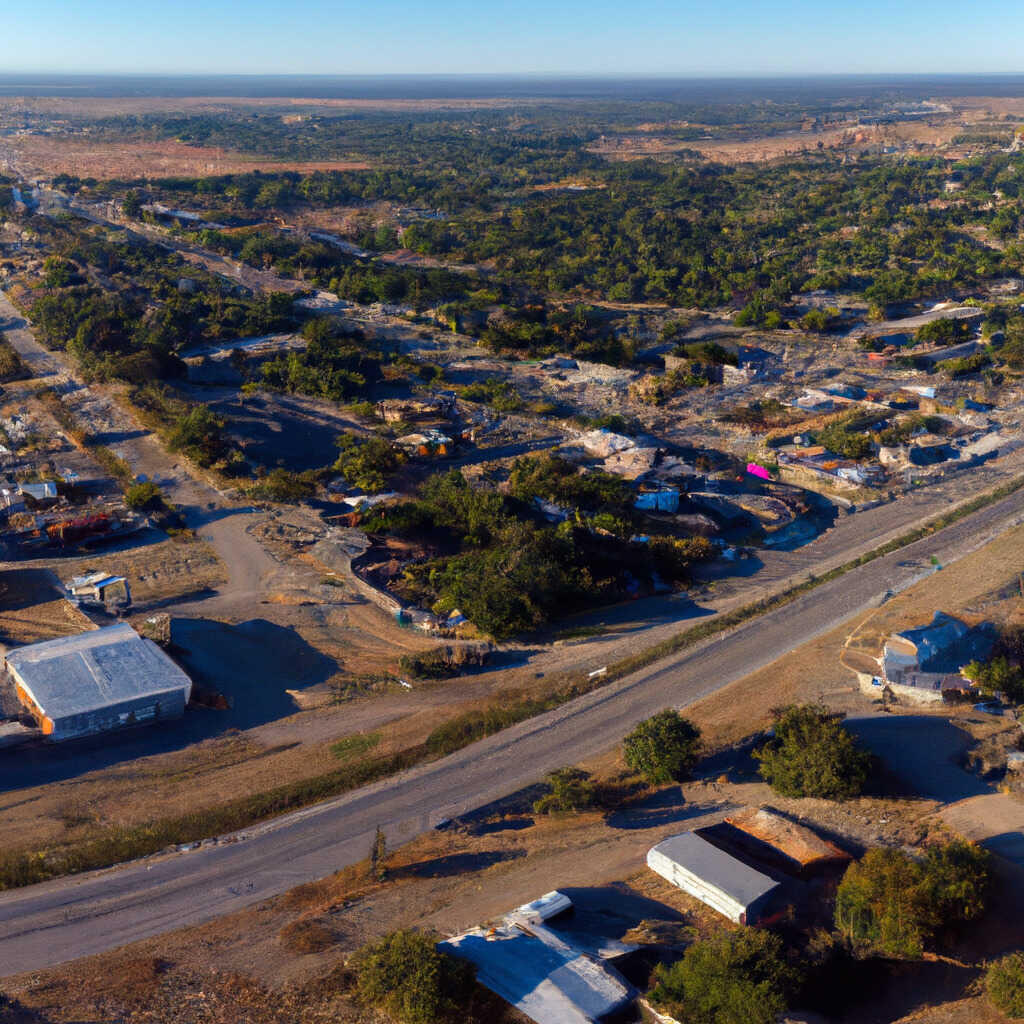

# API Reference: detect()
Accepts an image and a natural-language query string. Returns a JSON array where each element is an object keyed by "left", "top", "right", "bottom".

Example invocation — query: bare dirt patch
[{"left": 6, "top": 135, "right": 372, "bottom": 180}]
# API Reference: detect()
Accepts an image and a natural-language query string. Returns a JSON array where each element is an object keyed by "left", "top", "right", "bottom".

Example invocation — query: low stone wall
[{"left": 310, "top": 529, "right": 404, "bottom": 617}]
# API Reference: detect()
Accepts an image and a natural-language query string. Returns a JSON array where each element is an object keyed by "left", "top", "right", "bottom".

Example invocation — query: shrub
[
  {"left": 649, "top": 927, "right": 798, "bottom": 1024},
  {"left": 532, "top": 767, "right": 597, "bottom": 814},
  {"left": 250, "top": 467, "right": 318, "bottom": 503},
  {"left": 623, "top": 710, "right": 701, "bottom": 785},
  {"left": 987, "top": 952, "right": 1024, "bottom": 1018},
  {"left": 350, "top": 929, "right": 475, "bottom": 1024},
  {"left": 279, "top": 917, "right": 336, "bottom": 954},
  {"left": 399, "top": 645, "right": 491, "bottom": 680},
  {"left": 335, "top": 433, "right": 405, "bottom": 492},
  {"left": 124, "top": 480, "right": 165, "bottom": 511},
  {"left": 166, "top": 404, "right": 228, "bottom": 467},
  {"left": 754, "top": 704, "right": 871, "bottom": 800}
]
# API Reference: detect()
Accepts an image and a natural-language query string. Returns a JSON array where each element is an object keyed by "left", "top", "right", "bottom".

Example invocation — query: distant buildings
[{"left": 5, "top": 622, "right": 192, "bottom": 741}]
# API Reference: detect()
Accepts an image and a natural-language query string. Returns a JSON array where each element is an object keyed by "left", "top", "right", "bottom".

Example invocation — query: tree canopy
[
  {"left": 835, "top": 841, "right": 990, "bottom": 958},
  {"left": 623, "top": 711, "right": 702, "bottom": 785},
  {"left": 649, "top": 927, "right": 799, "bottom": 1024},
  {"left": 754, "top": 704, "right": 872, "bottom": 800},
  {"left": 350, "top": 929, "right": 475, "bottom": 1024}
]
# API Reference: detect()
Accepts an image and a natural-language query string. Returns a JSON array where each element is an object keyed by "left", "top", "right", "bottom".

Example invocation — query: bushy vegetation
[
  {"left": 963, "top": 624, "right": 1024, "bottom": 703},
  {"left": 986, "top": 952, "right": 1024, "bottom": 1018},
  {"left": 258, "top": 317, "right": 382, "bottom": 402},
  {"left": 914, "top": 317, "right": 972, "bottom": 346},
  {"left": 0, "top": 338, "right": 27, "bottom": 382},
  {"left": 813, "top": 410, "right": 881, "bottom": 460},
  {"left": 649, "top": 927, "right": 799, "bottom": 1024},
  {"left": 398, "top": 645, "right": 490, "bottom": 680},
  {"left": 532, "top": 767, "right": 597, "bottom": 814},
  {"left": 25, "top": 216, "right": 297, "bottom": 383},
  {"left": 508, "top": 452, "right": 633, "bottom": 519},
  {"left": 165, "top": 403, "right": 230, "bottom": 468},
  {"left": 350, "top": 929, "right": 475, "bottom": 1024},
  {"left": 457, "top": 375, "right": 524, "bottom": 412},
  {"left": 622, "top": 710, "right": 702, "bottom": 784},
  {"left": 835, "top": 840, "right": 990, "bottom": 957},
  {"left": 754, "top": 704, "right": 872, "bottom": 800},
  {"left": 935, "top": 350, "right": 992, "bottom": 378},
  {"left": 372, "top": 469, "right": 710, "bottom": 638},
  {"left": 334, "top": 433, "right": 406, "bottom": 492},
  {"left": 249, "top": 467, "right": 319, "bottom": 503},
  {"left": 124, "top": 480, "right": 166, "bottom": 511}
]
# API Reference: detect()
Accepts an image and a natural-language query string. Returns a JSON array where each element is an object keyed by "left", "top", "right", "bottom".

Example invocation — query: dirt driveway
[{"left": 849, "top": 714, "right": 1024, "bottom": 867}]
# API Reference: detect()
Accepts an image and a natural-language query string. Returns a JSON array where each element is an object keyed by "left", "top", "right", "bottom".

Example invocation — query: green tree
[
  {"left": 350, "top": 929, "right": 475, "bottom": 1024},
  {"left": 121, "top": 190, "right": 143, "bottom": 218},
  {"left": 963, "top": 655, "right": 1024, "bottom": 704},
  {"left": 649, "top": 927, "right": 798, "bottom": 1024},
  {"left": 835, "top": 842, "right": 990, "bottom": 958},
  {"left": 334, "top": 433, "right": 405, "bottom": 492},
  {"left": 623, "top": 710, "right": 701, "bottom": 785},
  {"left": 835, "top": 847, "right": 933, "bottom": 958},
  {"left": 754, "top": 704, "right": 871, "bottom": 800},
  {"left": 532, "top": 767, "right": 597, "bottom": 814},
  {"left": 124, "top": 480, "right": 165, "bottom": 511},
  {"left": 166, "top": 404, "right": 228, "bottom": 467},
  {"left": 987, "top": 952, "right": 1024, "bottom": 1018},
  {"left": 922, "top": 839, "right": 990, "bottom": 924}
]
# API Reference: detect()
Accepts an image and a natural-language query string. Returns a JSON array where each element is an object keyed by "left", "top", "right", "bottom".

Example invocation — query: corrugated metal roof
[
  {"left": 649, "top": 831, "right": 778, "bottom": 907},
  {"left": 6, "top": 623, "right": 192, "bottom": 720}
]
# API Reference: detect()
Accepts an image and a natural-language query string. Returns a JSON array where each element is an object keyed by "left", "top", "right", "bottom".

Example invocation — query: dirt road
[{"left": 0, "top": 289, "right": 281, "bottom": 616}]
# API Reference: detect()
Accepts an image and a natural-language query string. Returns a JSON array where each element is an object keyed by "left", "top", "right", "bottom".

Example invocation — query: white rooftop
[
  {"left": 648, "top": 831, "right": 779, "bottom": 908},
  {"left": 6, "top": 623, "right": 192, "bottom": 720}
]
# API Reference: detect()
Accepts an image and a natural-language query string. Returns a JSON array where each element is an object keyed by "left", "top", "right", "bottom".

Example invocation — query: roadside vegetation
[
  {"left": 754, "top": 704, "right": 873, "bottom": 800},
  {"left": 623, "top": 711, "right": 702, "bottom": 785}
]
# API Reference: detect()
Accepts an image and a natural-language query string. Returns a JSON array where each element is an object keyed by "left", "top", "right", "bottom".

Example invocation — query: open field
[{"left": 2, "top": 135, "right": 373, "bottom": 180}]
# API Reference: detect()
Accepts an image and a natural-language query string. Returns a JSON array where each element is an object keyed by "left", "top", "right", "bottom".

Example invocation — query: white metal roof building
[
  {"left": 6, "top": 622, "right": 192, "bottom": 741},
  {"left": 439, "top": 892, "right": 635, "bottom": 1024},
  {"left": 647, "top": 831, "right": 781, "bottom": 925}
]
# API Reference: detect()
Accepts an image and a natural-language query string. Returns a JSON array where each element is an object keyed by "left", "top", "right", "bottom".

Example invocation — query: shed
[
  {"left": 5, "top": 622, "right": 192, "bottom": 741},
  {"left": 647, "top": 831, "right": 780, "bottom": 924},
  {"left": 724, "top": 808, "right": 851, "bottom": 874}
]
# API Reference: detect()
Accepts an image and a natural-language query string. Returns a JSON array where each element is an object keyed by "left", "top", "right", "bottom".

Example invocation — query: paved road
[{"left": 2, "top": 482, "right": 1024, "bottom": 975}]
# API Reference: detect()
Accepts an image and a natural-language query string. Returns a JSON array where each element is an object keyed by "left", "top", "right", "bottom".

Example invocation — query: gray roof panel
[
  {"left": 650, "top": 831, "right": 778, "bottom": 907},
  {"left": 6, "top": 623, "right": 192, "bottom": 720}
]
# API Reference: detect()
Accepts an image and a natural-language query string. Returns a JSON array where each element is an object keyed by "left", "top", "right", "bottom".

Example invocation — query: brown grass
[{"left": 279, "top": 918, "right": 337, "bottom": 954}]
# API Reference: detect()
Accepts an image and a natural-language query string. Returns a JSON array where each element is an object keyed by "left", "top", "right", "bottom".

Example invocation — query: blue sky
[{"left": 2, "top": 0, "right": 1022, "bottom": 75}]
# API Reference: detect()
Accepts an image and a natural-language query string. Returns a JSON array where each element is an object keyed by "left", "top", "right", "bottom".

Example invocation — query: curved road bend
[{"left": 1, "top": 489, "right": 1023, "bottom": 972}]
